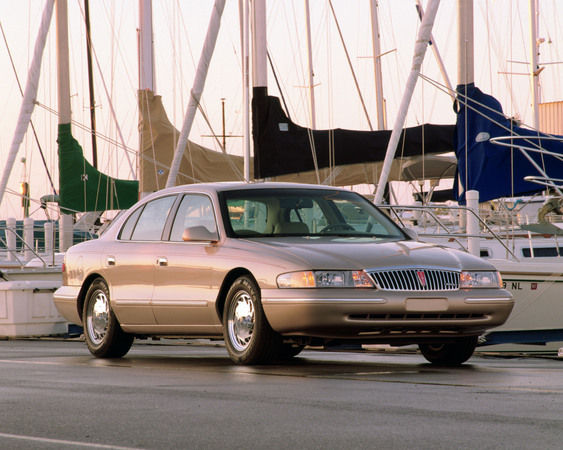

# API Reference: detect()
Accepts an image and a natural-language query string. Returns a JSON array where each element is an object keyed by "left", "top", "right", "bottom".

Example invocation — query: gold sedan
[{"left": 54, "top": 182, "right": 514, "bottom": 365}]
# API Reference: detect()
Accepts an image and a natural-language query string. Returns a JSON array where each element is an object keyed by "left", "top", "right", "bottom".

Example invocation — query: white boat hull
[{"left": 481, "top": 259, "right": 563, "bottom": 352}]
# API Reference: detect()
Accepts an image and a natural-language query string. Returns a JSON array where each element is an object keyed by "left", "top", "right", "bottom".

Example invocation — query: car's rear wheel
[
  {"left": 223, "top": 276, "right": 282, "bottom": 364},
  {"left": 83, "top": 278, "right": 134, "bottom": 358},
  {"left": 418, "top": 336, "right": 478, "bottom": 366}
]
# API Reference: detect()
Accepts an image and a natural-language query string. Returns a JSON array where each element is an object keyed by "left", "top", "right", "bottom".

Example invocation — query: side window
[
  {"left": 119, "top": 206, "right": 144, "bottom": 240},
  {"left": 129, "top": 196, "right": 176, "bottom": 241},
  {"left": 169, "top": 194, "right": 216, "bottom": 241}
]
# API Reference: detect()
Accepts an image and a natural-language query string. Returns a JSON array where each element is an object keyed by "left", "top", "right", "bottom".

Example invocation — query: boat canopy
[{"left": 454, "top": 83, "right": 563, "bottom": 204}]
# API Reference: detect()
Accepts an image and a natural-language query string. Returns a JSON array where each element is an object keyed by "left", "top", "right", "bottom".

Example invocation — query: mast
[
  {"left": 304, "top": 0, "right": 316, "bottom": 129},
  {"left": 139, "top": 0, "right": 155, "bottom": 92},
  {"left": 374, "top": 0, "right": 440, "bottom": 205},
  {"left": 166, "top": 0, "right": 226, "bottom": 189},
  {"left": 250, "top": 0, "right": 267, "bottom": 182},
  {"left": 0, "top": 0, "right": 55, "bottom": 211},
  {"left": 457, "top": 0, "right": 474, "bottom": 86},
  {"left": 243, "top": 0, "right": 252, "bottom": 182},
  {"left": 57, "top": 0, "right": 72, "bottom": 126},
  {"left": 370, "top": 0, "right": 386, "bottom": 130},
  {"left": 249, "top": 0, "right": 269, "bottom": 183},
  {"left": 529, "top": 0, "right": 540, "bottom": 129},
  {"left": 415, "top": 0, "right": 453, "bottom": 98},
  {"left": 84, "top": 0, "right": 98, "bottom": 168},
  {"left": 56, "top": 0, "right": 74, "bottom": 251},
  {"left": 139, "top": 0, "right": 155, "bottom": 198}
]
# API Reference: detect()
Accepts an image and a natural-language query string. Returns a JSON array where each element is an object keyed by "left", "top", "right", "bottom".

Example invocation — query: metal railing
[
  {"left": 380, "top": 204, "right": 520, "bottom": 261},
  {"left": 0, "top": 221, "right": 57, "bottom": 268}
]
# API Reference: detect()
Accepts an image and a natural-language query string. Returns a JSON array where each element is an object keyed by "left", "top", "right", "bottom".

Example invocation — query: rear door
[{"left": 106, "top": 195, "right": 177, "bottom": 326}]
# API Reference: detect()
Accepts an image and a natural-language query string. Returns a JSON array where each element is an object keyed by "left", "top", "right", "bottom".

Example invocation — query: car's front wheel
[
  {"left": 83, "top": 278, "right": 134, "bottom": 358},
  {"left": 418, "top": 336, "right": 478, "bottom": 366},
  {"left": 223, "top": 276, "right": 282, "bottom": 364}
]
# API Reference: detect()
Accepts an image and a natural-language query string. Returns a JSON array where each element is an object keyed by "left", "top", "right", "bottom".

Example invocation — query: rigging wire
[
  {"left": 267, "top": 51, "right": 292, "bottom": 121},
  {"left": 291, "top": 0, "right": 308, "bottom": 125},
  {"left": 77, "top": 1, "right": 136, "bottom": 179},
  {"left": 327, "top": 0, "right": 373, "bottom": 131},
  {"left": 422, "top": 72, "right": 556, "bottom": 185}
]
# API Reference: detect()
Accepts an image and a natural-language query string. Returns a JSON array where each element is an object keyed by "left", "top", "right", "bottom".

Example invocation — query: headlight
[
  {"left": 460, "top": 271, "right": 502, "bottom": 288},
  {"left": 277, "top": 270, "right": 374, "bottom": 288}
]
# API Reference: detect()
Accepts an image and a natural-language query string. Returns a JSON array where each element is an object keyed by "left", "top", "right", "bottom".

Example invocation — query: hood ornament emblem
[{"left": 416, "top": 270, "right": 426, "bottom": 287}]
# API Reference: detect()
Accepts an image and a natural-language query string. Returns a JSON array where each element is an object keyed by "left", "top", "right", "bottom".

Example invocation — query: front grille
[{"left": 368, "top": 268, "right": 460, "bottom": 291}]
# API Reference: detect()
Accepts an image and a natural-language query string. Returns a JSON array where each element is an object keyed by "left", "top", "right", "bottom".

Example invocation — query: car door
[
  {"left": 151, "top": 193, "right": 220, "bottom": 332},
  {"left": 105, "top": 195, "right": 177, "bottom": 327}
]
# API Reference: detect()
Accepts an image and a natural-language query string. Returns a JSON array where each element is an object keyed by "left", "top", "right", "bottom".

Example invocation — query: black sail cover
[{"left": 252, "top": 88, "right": 455, "bottom": 179}]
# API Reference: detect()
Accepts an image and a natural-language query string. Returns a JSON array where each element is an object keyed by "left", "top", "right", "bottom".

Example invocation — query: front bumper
[{"left": 261, "top": 288, "right": 514, "bottom": 341}]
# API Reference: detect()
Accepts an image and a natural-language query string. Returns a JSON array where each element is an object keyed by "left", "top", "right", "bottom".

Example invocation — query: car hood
[{"left": 243, "top": 237, "right": 491, "bottom": 271}]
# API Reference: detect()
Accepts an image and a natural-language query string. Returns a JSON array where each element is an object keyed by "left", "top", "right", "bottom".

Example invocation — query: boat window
[
  {"left": 169, "top": 194, "right": 217, "bottom": 241},
  {"left": 521, "top": 247, "right": 561, "bottom": 258},
  {"left": 480, "top": 249, "right": 491, "bottom": 258}
]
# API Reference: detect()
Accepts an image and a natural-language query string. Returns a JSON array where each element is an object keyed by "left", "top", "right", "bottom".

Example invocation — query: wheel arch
[
  {"left": 215, "top": 268, "right": 256, "bottom": 320},
  {"left": 77, "top": 273, "right": 106, "bottom": 321}
]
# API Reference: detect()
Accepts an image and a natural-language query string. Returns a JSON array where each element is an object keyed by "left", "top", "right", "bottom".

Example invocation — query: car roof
[{"left": 143, "top": 181, "right": 351, "bottom": 199}]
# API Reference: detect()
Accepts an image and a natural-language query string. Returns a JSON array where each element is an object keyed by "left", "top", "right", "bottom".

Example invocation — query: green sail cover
[{"left": 58, "top": 123, "right": 139, "bottom": 212}]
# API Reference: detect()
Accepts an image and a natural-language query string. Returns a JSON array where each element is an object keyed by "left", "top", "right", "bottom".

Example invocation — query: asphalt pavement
[{"left": 0, "top": 338, "right": 561, "bottom": 449}]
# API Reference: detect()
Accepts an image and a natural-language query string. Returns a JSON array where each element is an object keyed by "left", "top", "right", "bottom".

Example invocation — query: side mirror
[
  {"left": 402, "top": 227, "right": 418, "bottom": 241},
  {"left": 182, "top": 226, "right": 219, "bottom": 243}
]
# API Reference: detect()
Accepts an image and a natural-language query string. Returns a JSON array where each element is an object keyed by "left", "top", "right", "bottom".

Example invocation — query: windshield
[{"left": 221, "top": 188, "right": 405, "bottom": 240}]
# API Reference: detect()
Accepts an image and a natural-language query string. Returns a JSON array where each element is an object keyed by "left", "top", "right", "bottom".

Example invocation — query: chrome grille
[{"left": 368, "top": 268, "right": 460, "bottom": 291}]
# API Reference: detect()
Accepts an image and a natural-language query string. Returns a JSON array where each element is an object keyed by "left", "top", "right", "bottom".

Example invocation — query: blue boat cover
[{"left": 454, "top": 83, "right": 563, "bottom": 204}]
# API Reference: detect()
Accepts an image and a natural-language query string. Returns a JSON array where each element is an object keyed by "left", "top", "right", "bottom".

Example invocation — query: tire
[
  {"left": 419, "top": 336, "right": 478, "bottom": 366},
  {"left": 83, "top": 278, "right": 134, "bottom": 358},
  {"left": 223, "top": 276, "right": 282, "bottom": 364}
]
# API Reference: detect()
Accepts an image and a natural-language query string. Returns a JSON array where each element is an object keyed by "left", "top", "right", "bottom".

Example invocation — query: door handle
[
  {"left": 107, "top": 256, "right": 116, "bottom": 266},
  {"left": 157, "top": 257, "right": 168, "bottom": 267}
]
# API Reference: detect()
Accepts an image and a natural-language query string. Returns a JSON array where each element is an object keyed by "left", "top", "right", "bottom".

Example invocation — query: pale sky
[{"left": 0, "top": 0, "right": 561, "bottom": 219}]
